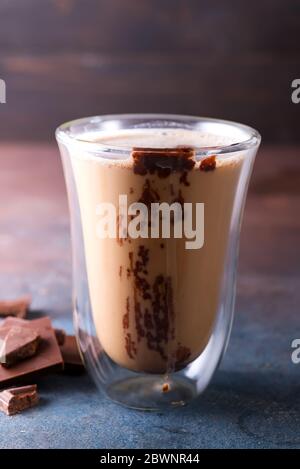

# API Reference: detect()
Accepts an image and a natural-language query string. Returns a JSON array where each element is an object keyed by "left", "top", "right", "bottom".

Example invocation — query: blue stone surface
[{"left": 0, "top": 279, "right": 299, "bottom": 449}]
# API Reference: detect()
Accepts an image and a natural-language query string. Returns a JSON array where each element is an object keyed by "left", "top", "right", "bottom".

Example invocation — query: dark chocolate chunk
[
  {"left": 0, "top": 317, "right": 63, "bottom": 386},
  {"left": 0, "top": 296, "right": 31, "bottom": 319},
  {"left": 0, "top": 326, "right": 40, "bottom": 367},
  {"left": 0, "top": 384, "right": 39, "bottom": 415},
  {"left": 60, "top": 336, "right": 85, "bottom": 373},
  {"left": 54, "top": 328, "right": 66, "bottom": 346}
]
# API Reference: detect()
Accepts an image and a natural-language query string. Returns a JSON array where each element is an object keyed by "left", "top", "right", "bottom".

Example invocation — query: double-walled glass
[{"left": 56, "top": 114, "right": 260, "bottom": 410}]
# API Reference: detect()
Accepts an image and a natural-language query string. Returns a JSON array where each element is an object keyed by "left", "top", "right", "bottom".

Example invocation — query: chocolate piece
[
  {"left": 0, "top": 316, "right": 28, "bottom": 328},
  {"left": 0, "top": 317, "right": 63, "bottom": 386},
  {"left": 199, "top": 155, "right": 216, "bottom": 171},
  {"left": 0, "top": 296, "right": 31, "bottom": 319},
  {"left": 54, "top": 328, "right": 66, "bottom": 346},
  {"left": 132, "top": 147, "right": 195, "bottom": 177},
  {"left": 0, "top": 326, "right": 40, "bottom": 367},
  {"left": 0, "top": 385, "right": 38, "bottom": 415},
  {"left": 60, "top": 335, "right": 85, "bottom": 373}
]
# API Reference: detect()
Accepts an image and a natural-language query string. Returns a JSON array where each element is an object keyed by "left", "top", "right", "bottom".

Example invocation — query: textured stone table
[{"left": 0, "top": 143, "right": 299, "bottom": 449}]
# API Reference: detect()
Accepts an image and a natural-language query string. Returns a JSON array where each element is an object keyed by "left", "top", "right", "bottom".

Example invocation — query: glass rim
[{"left": 55, "top": 113, "right": 261, "bottom": 157}]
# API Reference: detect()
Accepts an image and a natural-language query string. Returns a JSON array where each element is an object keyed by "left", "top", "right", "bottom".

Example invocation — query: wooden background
[{"left": 0, "top": 0, "right": 299, "bottom": 142}]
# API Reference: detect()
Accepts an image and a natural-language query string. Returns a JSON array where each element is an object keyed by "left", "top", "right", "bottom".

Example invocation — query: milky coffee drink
[{"left": 71, "top": 129, "right": 244, "bottom": 373}]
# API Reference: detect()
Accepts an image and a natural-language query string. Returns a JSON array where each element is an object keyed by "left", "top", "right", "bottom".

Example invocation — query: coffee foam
[
  {"left": 72, "top": 128, "right": 245, "bottom": 169},
  {"left": 87, "top": 128, "right": 240, "bottom": 148}
]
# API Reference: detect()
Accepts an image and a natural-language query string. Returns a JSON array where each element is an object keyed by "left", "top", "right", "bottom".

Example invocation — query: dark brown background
[{"left": 0, "top": 0, "right": 299, "bottom": 142}]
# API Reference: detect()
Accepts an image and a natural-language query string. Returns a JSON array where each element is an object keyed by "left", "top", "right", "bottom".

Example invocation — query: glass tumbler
[{"left": 56, "top": 114, "right": 260, "bottom": 410}]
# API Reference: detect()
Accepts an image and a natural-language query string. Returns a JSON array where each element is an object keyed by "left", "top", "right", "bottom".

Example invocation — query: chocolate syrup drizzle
[
  {"left": 125, "top": 245, "right": 175, "bottom": 362},
  {"left": 119, "top": 146, "right": 217, "bottom": 370}
]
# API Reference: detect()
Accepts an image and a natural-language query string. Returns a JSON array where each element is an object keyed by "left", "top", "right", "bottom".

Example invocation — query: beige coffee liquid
[{"left": 71, "top": 129, "right": 244, "bottom": 373}]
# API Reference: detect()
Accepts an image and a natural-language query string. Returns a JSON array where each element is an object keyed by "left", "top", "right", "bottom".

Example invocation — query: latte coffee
[{"left": 71, "top": 129, "right": 244, "bottom": 373}]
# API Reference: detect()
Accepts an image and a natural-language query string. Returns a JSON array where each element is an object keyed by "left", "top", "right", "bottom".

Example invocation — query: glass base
[{"left": 105, "top": 374, "right": 197, "bottom": 411}]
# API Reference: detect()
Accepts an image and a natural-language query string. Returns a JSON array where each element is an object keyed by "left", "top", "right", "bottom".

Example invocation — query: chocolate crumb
[
  {"left": 200, "top": 155, "right": 216, "bottom": 171},
  {"left": 162, "top": 383, "right": 170, "bottom": 393}
]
